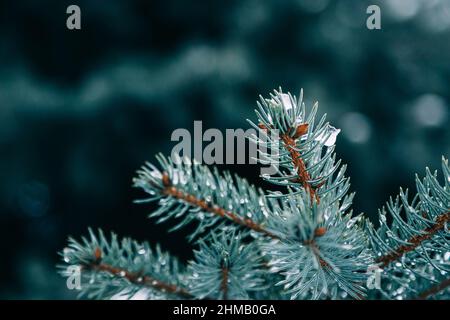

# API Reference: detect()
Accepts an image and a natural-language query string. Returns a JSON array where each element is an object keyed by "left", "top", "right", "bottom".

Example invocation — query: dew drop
[
  {"left": 150, "top": 169, "right": 162, "bottom": 180},
  {"left": 63, "top": 248, "right": 72, "bottom": 263},
  {"left": 346, "top": 218, "right": 356, "bottom": 229},
  {"left": 444, "top": 252, "right": 450, "bottom": 261},
  {"left": 315, "top": 124, "right": 340, "bottom": 147}
]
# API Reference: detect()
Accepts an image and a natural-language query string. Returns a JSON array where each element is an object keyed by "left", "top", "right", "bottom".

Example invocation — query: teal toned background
[{"left": 0, "top": 0, "right": 448, "bottom": 298}]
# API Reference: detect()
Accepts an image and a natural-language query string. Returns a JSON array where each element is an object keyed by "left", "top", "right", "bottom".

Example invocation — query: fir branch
[
  {"left": 187, "top": 230, "right": 266, "bottom": 299},
  {"left": 417, "top": 278, "right": 450, "bottom": 300},
  {"left": 247, "top": 88, "right": 344, "bottom": 203},
  {"left": 161, "top": 173, "right": 278, "bottom": 239},
  {"left": 248, "top": 89, "right": 370, "bottom": 299},
  {"left": 133, "top": 154, "right": 275, "bottom": 240},
  {"left": 280, "top": 130, "right": 323, "bottom": 203},
  {"left": 258, "top": 122, "right": 322, "bottom": 203},
  {"left": 87, "top": 256, "right": 192, "bottom": 298},
  {"left": 377, "top": 212, "right": 450, "bottom": 268},
  {"left": 58, "top": 87, "right": 449, "bottom": 301},
  {"left": 261, "top": 191, "right": 373, "bottom": 300},
  {"left": 367, "top": 157, "right": 450, "bottom": 300},
  {"left": 59, "top": 229, "right": 190, "bottom": 300}
]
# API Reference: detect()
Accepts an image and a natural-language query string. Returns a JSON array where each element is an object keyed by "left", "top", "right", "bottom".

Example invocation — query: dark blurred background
[{"left": 0, "top": 0, "right": 449, "bottom": 298}]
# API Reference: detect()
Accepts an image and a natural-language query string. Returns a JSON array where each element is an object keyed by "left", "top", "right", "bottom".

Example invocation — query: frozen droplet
[
  {"left": 444, "top": 252, "right": 450, "bottom": 261},
  {"left": 249, "top": 230, "right": 260, "bottom": 238},
  {"left": 346, "top": 218, "right": 357, "bottom": 229},
  {"left": 266, "top": 93, "right": 300, "bottom": 124},
  {"left": 183, "top": 156, "right": 192, "bottom": 166},
  {"left": 269, "top": 93, "right": 294, "bottom": 111},
  {"left": 280, "top": 93, "right": 294, "bottom": 111},
  {"left": 138, "top": 248, "right": 146, "bottom": 255},
  {"left": 315, "top": 124, "right": 340, "bottom": 147},
  {"left": 172, "top": 171, "right": 179, "bottom": 185},
  {"left": 119, "top": 271, "right": 126, "bottom": 277},
  {"left": 63, "top": 248, "right": 72, "bottom": 263},
  {"left": 152, "top": 170, "right": 162, "bottom": 180}
]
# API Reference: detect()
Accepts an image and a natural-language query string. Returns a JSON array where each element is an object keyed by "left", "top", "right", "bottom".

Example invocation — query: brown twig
[
  {"left": 417, "top": 277, "right": 450, "bottom": 300},
  {"left": 221, "top": 267, "right": 229, "bottom": 300},
  {"left": 258, "top": 123, "right": 323, "bottom": 204},
  {"left": 161, "top": 174, "right": 279, "bottom": 239},
  {"left": 376, "top": 212, "right": 450, "bottom": 268},
  {"left": 304, "top": 238, "right": 329, "bottom": 268},
  {"left": 87, "top": 248, "right": 193, "bottom": 299}
]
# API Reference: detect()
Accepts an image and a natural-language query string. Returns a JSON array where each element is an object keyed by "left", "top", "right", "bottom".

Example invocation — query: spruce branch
[
  {"left": 261, "top": 190, "right": 373, "bottom": 300},
  {"left": 258, "top": 122, "right": 323, "bottom": 203},
  {"left": 58, "top": 87, "right": 449, "bottom": 301},
  {"left": 89, "top": 259, "right": 192, "bottom": 298},
  {"left": 417, "top": 277, "right": 450, "bottom": 300},
  {"left": 187, "top": 230, "right": 266, "bottom": 299},
  {"left": 133, "top": 154, "right": 276, "bottom": 240},
  {"left": 161, "top": 174, "right": 277, "bottom": 239},
  {"left": 367, "top": 157, "right": 450, "bottom": 300},
  {"left": 247, "top": 88, "right": 344, "bottom": 204},
  {"left": 247, "top": 89, "right": 370, "bottom": 299},
  {"left": 59, "top": 229, "right": 191, "bottom": 299},
  {"left": 376, "top": 211, "right": 450, "bottom": 268}
]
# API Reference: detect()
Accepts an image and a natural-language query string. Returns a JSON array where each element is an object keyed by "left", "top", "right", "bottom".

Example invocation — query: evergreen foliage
[{"left": 59, "top": 88, "right": 449, "bottom": 300}]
